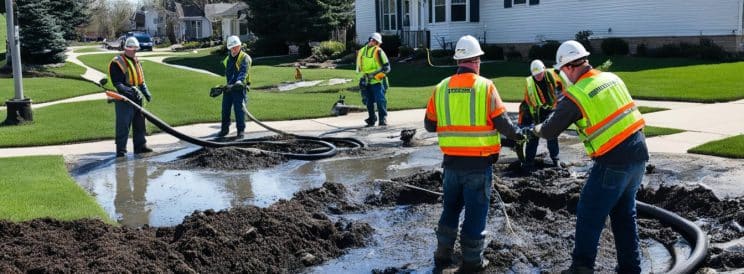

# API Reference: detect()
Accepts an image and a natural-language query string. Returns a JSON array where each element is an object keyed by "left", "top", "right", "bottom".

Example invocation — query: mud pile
[
  {"left": 0, "top": 183, "right": 373, "bottom": 273},
  {"left": 370, "top": 164, "right": 744, "bottom": 272},
  {"left": 171, "top": 147, "right": 287, "bottom": 170}
]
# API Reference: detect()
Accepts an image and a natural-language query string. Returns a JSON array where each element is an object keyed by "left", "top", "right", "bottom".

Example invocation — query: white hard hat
[
  {"left": 530, "top": 60, "right": 546, "bottom": 76},
  {"left": 370, "top": 32, "right": 383, "bottom": 44},
  {"left": 555, "top": 40, "right": 590, "bottom": 69},
  {"left": 226, "top": 35, "right": 242, "bottom": 49},
  {"left": 453, "top": 35, "right": 484, "bottom": 60},
  {"left": 124, "top": 37, "right": 140, "bottom": 50}
]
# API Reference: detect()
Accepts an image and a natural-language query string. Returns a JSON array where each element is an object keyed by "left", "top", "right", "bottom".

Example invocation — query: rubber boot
[
  {"left": 560, "top": 265, "right": 594, "bottom": 274},
  {"left": 459, "top": 236, "right": 488, "bottom": 273},
  {"left": 434, "top": 225, "right": 458, "bottom": 268}
]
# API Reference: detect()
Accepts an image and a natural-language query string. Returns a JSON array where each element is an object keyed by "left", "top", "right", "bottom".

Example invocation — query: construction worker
[
  {"left": 424, "top": 35, "right": 525, "bottom": 273},
  {"left": 218, "top": 35, "right": 252, "bottom": 138},
  {"left": 526, "top": 40, "right": 648, "bottom": 273},
  {"left": 109, "top": 37, "right": 153, "bottom": 157},
  {"left": 519, "top": 59, "right": 563, "bottom": 169},
  {"left": 356, "top": 32, "right": 391, "bottom": 127}
]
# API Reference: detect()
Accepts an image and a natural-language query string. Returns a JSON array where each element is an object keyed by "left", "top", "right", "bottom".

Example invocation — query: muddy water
[{"left": 73, "top": 145, "right": 443, "bottom": 227}]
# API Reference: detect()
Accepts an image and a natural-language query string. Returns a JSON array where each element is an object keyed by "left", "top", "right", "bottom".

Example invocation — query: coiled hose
[{"left": 105, "top": 91, "right": 362, "bottom": 160}]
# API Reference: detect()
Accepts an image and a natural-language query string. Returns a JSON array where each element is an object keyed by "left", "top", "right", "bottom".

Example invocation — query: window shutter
[
  {"left": 396, "top": 0, "right": 403, "bottom": 30},
  {"left": 429, "top": 0, "right": 433, "bottom": 23},
  {"left": 470, "top": 0, "right": 479, "bottom": 22},
  {"left": 529, "top": 0, "right": 539, "bottom": 5},
  {"left": 375, "top": 0, "right": 381, "bottom": 31},
  {"left": 504, "top": 0, "right": 511, "bottom": 8}
]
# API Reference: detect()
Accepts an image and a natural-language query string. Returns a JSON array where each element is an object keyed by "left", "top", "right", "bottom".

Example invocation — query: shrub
[
  {"left": 310, "top": 40, "right": 346, "bottom": 62},
  {"left": 252, "top": 38, "right": 287, "bottom": 56},
  {"left": 429, "top": 49, "right": 453, "bottom": 58},
  {"left": 181, "top": 41, "right": 201, "bottom": 50},
  {"left": 698, "top": 39, "right": 728, "bottom": 60},
  {"left": 527, "top": 40, "right": 560, "bottom": 61},
  {"left": 601, "top": 38, "right": 629, "bottom": 56},
  {"left": 380, "top": 35, "right": 401, "bottom": 57},
  {"left": 645, "top": 39, "right": 729, "bottom": 60},
  {"left": 636, "top": 44, "right": 648, "bottom": 56},
  {"left": 505, "top": 46, "right": 522, "bottom": 61},
  {"left": 482, "top": 44, "right": 504, "bottom": 60},
  {"left": 575, "top": 30, "right": 594, "bottom": 53},
  {"left": 413, "top": 48, "right": 428, "bottom": 60},
  {"left": 398, "top": 46, "right": 414, "bottom": 57}
]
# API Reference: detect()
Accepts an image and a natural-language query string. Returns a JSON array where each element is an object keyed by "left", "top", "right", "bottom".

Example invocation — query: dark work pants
[
  {"left": 115, "top": 100, "right": 146, "bottom": 153},
  {"left": 221, "top": 89, "right": 247, "bottom": 133}
]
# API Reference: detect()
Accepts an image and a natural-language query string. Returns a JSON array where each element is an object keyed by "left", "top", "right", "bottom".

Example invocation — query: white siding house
[{"left": 356, "top": 0, "right": 744, "bottom": 52}]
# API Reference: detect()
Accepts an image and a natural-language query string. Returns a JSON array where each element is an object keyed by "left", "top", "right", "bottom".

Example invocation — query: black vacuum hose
[
  {"left": 106, "top": 91, "right": 338, "bottom": 160},
  {"left": 636, "top": 201, "right": 709, "bottom": 274}
]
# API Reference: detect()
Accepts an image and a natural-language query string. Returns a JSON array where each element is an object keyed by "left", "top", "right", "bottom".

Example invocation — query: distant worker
[
  {"left": 518, "top": 59, "right": 564, "bottom": 169},
  {"left": 109, "top": 37, "right": 153, "bottom": 157},
  {"left": 218, "top": 35, "right": 252, "bottom": 139},
  {"left": 356, "top": 32, "right": 391, "bottom": 127},
  {"left": 424, "top": 35, "right": 526, "bottom": 273},
  {"left": 526, "top": 40, "right": 648, "bottom": 274}
]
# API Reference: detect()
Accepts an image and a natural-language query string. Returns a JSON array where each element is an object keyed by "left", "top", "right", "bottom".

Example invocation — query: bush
[
  {"left": 252, "top": 38, "right": 287, "bottom": 56},
  {"left": 429, "top": 49, "right": 453, "bottom": 58},
  {"left": 482, "top": 44, "right": 504, "bottom": 60},
  {"left": 647, "top": 39, "right": 729, "bottom": 60},
  {"left": 380, "top": 35, "right": 401, "bottom": 57},
  {"left": 575, "top": 30, "right": 594, "bottom": 53},
  {"left": 601, "top": 38, "right": 629, "bottom": 56},
  {"left": 413, "top": 48, "right": 428, "bottom": 60},
  {"left": 527, "top": 40, "right": 560, "bottom": 61},
  {"left": 636, "top": 44, "right": 648, "bottom": 56},
  {"left": 505, "top": 46, "right": 522, "bottom": 61},
  {"left": 698, "top": 39, "right": 728, "bottom": 60},
  {"left": 310, "top": 40, "right": 346, "bottom": 62},
  {"left": 181, "top": 41, "right": 201, "bottom": 50},
  {"left": 398, "top": 46, "right": 414, "bottom": 57}
]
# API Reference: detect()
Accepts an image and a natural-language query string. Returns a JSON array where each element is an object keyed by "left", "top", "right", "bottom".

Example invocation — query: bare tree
[{"left": 86, "top": 0, "right": 134, "bottom": 39}]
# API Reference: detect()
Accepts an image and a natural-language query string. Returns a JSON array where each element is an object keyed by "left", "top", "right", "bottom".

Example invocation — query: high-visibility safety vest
[
  {"left": 524, "top": 69, "right": 560, "bottom": 117},
  {"left": 356, "top": 45, "right": 388, "bottom": 85},
  {"left": 110, "top": 54, "right": 144, "bottom": 86},
  {"left": 563, "top": 70, "right": 645, "bottom": 158},
  {"left": 433, "top": 73, "right": 503, "bottom": 157},
  {"left": 223, "top": 50, "right": 252, "bottom": 83}
]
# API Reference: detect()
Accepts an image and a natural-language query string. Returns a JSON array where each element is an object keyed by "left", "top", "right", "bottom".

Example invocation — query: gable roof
[{"left": 175, "top": 2, "right": 205, "bottom": 18}]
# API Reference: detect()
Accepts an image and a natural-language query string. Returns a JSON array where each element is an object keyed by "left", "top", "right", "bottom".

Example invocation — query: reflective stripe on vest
[
  {"left": 525, "top": 69, "right": 558, "bottom": 117},
  {"left": 357, "top": 45, "right": 386, "bottom": 84},
  {"left": 223, "top": 51, "right": 252, "bottom": 83},
  {"left": 433, "top": 73, "right": 501, "bottom": 157},
  {"left": 564, "top": 71, "right": 645, "bottom": 158},
  {"left": 111, "top": 55, "right": 144, "bottom": 86}
]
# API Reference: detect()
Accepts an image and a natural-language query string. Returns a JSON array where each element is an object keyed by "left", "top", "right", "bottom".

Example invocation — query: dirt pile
[
  {"left": 0, "top": 183, "right": 373, "bottom": 273},
  {"left": 171, "top": 147, "right": 287, "bottom": 170},
  {"left": 364, "top": 170, "right": 443, "bottom": 206}
]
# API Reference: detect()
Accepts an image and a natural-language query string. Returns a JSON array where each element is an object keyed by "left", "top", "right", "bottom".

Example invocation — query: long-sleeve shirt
[
  {"left": 424, "top": 67, "right": 522, "bottom": 169},
  {"left": 225, "top": 52, "right": 250, "bottom": 85},
  {"left": 536, "top": 69, "right": 649, "bottom": 165},
  {"left": 109, "top": 55, "right": 149, "bottom": 97}
]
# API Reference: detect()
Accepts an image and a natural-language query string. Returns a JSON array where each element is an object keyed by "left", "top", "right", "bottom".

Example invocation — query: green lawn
[
  {"left": 688, "top": 135, "right": 744, "bottom": 158},
  {"left": 638, "top": 106, "right": 669, "bottom": 114},
  {"left": 0, "top": 156, "right": 110, "bottom": 222},
  {"left": 0, "top": 76, "right": 100, "bottom": 106},
  {"left": 643, "top": 126, "right": 684, "bottom": 137},
  {"left": 72, "top": 47, "right": 106, "bottom": 53},
  {"left": 0, "top": 14, "right": 6, "bottom": 66}
]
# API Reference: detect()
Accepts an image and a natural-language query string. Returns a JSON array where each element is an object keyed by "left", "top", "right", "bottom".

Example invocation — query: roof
[
  {"left": 175, "top": 2, "right": 205, "bottom": 18},
  {"left": 205, "top": 3, "right": 234, "bottom": 21},
  {"left": 212, "top": 2, "right": 249, "bottom": 19}
]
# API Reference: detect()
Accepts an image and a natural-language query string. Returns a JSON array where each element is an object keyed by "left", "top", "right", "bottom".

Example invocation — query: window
[
  {"left": 380, "top": 0, "right": 397, "bottom": 31},
  {"left": 403, "top": 0, "right": 410, "bottom": 27},
  {"left": 505, "top": 0, "right": 537, "bottom": 8},
  {"left": 239, "top": 21, "right": 249, "bottom": 35},
  {"left": 434, "top": 0, "right": 445, "bottom": 22},
  {"left": 514, "top": 0, "right": 526, "bottom": 4},
  {"left": 451, "top": 0, "right": 466, "bottom": 21}
]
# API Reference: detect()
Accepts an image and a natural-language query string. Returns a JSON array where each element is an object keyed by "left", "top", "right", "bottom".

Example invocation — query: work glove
[
  {"left": 127, "top": 87, "right": 143, "bottom": 101},
  {"left": 374, "top": 72, "right": 386, "bottom": 81},
  {"left": 140, "top": 87, "right": 152, "bottom": 102},
  {"left": 209, "top": 85, "right": 225, "bottom": 97},
  {"left": 519, "top": 126, "right": 537, "bottom": 140}
]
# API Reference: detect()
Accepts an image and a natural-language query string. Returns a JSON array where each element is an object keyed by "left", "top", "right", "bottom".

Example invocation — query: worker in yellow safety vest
[
  {"left": 217, "top": 35, "right": 252, "bottom": 139},
  {"left": 356, "top": 32, "right": 391, "bottom": 127},
  {"left": 518, "top": 59, "right": 564, "bottom": 169},
  {"left": 109, "top": 37, "right": 153, "bottom": 157},
  {"left": 424, "top": 35, "right": 526, "bottom": 273},
  {"left": 526, "top": 40, "right": 649, "bottom": 274}
]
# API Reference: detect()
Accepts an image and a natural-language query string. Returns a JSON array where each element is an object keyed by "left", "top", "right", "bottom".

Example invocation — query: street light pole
[{"left": 3, "top": 0, "right": 33, "bottom": 125}]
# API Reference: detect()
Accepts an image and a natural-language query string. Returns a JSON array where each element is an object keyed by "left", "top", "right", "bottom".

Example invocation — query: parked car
[{"left": 119, "top": 32, "right": 154, "bottom": 51}]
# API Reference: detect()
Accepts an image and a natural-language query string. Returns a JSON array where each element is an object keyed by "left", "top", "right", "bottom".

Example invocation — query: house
[
  {"left": 356, "top": 0, "right": 744, "bottom": 54},
  {"left": 171, "top": 2, "right": 213, "bottom": 41},
  {"left": 132, "top": 5, "right": 167, "bottom": 37},
  {"left": 205, "top": 2, "right": 252, "bottom": 42}
]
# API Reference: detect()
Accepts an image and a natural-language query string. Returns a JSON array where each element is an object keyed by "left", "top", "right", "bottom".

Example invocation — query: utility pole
[{"left": 3, "top": 0, "right": 33, "bottom": 125}]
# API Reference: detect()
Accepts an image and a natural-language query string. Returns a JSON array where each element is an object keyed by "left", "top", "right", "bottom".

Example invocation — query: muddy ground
[{"left": 0, "top": 183, "right": 372, "bottom": 273}]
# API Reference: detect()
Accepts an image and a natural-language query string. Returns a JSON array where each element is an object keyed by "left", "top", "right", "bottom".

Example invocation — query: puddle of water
[
  {"left": 74, "top": 145, "right": 443, "bottom": 227},
  {"left": 276, "top": 78, "right": 352, "bottom": 91}
]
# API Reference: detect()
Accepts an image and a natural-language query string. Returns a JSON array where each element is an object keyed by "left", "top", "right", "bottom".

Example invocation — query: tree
[
  {"left": 316, "top": 0, "right": 354, "bottom": 42},
  {"left": 48, "top": 0, "right": 93, "bottom": 40},
  {"left": 16, "top": 0, "right": 67, "bottom": 64}
]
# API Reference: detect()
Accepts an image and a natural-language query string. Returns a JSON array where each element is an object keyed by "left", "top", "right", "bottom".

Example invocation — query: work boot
[
  {"left": 364, "top": 118, "right": 376, "bottom": 127},
  {"left": 236, "top": 131, "right": 244, "bottom": 139},
  {"left": 116, "top": 151, "right": 126, "bottom": 158},
  {"left": 457, "top": 258, "right": 489, "bottom": 273},
  {"left": 134, "top": 146, "right": 153, "bottom": 154},
  {"left": 217, "top": 130, "right": 229, "bottom": 138},
  {"left": 378, "top": 120, "right": 387, "bottom": 126},
  {"left": 560, "top": 266, "right": 594, "bottom": 274},
  {"left": 433, "top": 246, "right": 454, "bottom": 268}
]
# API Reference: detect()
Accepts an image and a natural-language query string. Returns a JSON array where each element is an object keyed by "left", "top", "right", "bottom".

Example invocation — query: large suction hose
[{"left": 105, "top": 91, "right": 339, "bottom": 160}]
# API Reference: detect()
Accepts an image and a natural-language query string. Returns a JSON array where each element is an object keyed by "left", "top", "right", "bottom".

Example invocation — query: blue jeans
[
  {"left": 115, "top": 100, "right": 146, "bottom": 152},
  {"left": 572, "top": 160, "right": 646, "bottom": 273},
  {"left": 221, "top": 89, "right": 247, "bottom": 133},
  {"left": 437, "top": 166, "right": 492, "bottom": 262},
  {"left": 362, "top": 82, "right": 387, "bottom": 124},
  {"left": 525, "top": 136, "right": 560, "bottom": 163}
]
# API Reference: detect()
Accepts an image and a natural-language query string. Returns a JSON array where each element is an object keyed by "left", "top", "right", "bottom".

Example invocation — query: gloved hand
[
  {"left": 519, "top": 126, "right": 537, "bottom": 140},
  {"left": 209, "top": 86, "right": 225, "bottom": 97},
  {"left": 230, "top": 82, "right": 244, "bottom": 93},
  {"left": 374, "top": 72, "right": 386, "bottom": 81},
  {"left": 140, "top": 88, "right": 152, "bottom": 102},
  {"left": 128, "top": 87, "right": 143, "bottom": 101}
]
